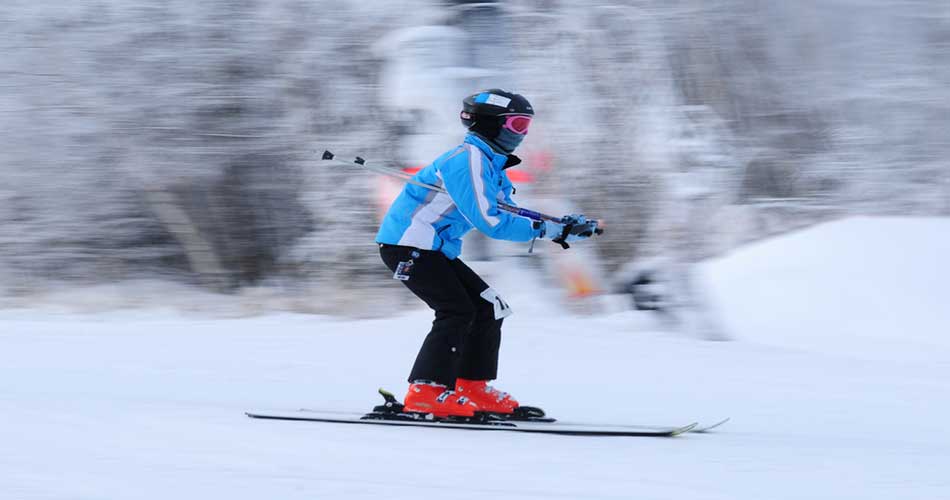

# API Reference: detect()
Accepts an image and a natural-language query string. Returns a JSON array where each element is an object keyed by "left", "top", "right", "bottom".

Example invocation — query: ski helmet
[{"left": 460, "top": 89, "right": 534, "bottom": 143}]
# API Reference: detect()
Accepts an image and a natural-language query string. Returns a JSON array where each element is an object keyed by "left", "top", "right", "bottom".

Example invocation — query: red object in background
[
  {"left": 524, "top": 150, "right": 553, "bottom": 174},
  {"left": 505, "top": 170, "right": 534, "bottom": 183}
]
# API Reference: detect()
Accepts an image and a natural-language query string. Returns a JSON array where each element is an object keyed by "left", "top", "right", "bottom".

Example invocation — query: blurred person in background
[{"left": 376, "top": 89, "right": 594, "bottom": 418}]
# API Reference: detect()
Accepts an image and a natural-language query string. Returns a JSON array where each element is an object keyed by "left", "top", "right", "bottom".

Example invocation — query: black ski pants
[{"left": 379, "top": 244, "right": 503, "bottom": 388}]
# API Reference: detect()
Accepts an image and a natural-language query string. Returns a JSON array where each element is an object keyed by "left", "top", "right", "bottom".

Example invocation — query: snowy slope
[
  {"left": 2, "top": 217, "right": 949, "bottom": 500},
  {"left": 701, "top": 216, "right": 950, "bottom": 360}
]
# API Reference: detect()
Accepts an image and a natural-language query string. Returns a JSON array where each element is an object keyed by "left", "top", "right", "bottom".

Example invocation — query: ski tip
[
  {"left": 672, "top": 422, "right": 700, "bottom": 436},
  {"left": 693, "top": 417, "right": 731, "bottom": 433}
]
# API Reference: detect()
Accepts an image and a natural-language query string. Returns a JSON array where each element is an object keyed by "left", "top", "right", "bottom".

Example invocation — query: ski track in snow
[{"left": 2, "top": 216, "right": 949, "bottom": 499}]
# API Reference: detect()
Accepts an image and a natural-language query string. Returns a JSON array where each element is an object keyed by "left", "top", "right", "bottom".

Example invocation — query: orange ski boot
[
  {"left": 455, "top": 378, "right": 520, "bottom": 415},
  {"left": 403, "top": 382, "right": 479, "bottom": 418}
]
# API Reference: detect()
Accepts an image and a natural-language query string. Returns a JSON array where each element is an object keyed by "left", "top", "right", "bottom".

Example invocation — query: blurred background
[{"left": 1, "top": 0, "right": 948, "bottom": 317}]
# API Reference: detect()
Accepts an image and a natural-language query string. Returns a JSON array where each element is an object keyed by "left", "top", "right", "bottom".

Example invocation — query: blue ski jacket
[{"left": 376, "top": 134, "right": 540, "bottom": 259}]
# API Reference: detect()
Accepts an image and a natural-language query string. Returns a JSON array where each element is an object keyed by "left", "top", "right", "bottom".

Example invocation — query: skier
[{"left": 376, "top": 89, "right": 596, "bottom": 418}]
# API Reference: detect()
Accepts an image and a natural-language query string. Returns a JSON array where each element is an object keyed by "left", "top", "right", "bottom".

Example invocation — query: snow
[
  {"left": 701, "top": 216, "right": 950, "bottom": 360},
  {"left": 2, "top": 216, "right": 949, "bottom": 499}
]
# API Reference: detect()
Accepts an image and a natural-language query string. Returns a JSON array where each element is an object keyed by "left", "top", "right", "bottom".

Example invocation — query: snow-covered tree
[{"left": 2, "top": 0, "right": 948, "bottom": 309}]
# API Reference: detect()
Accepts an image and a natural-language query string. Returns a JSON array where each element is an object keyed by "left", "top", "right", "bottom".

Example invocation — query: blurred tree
[{"left": 1, "top": 0, "right": 949, "bottom": 307}]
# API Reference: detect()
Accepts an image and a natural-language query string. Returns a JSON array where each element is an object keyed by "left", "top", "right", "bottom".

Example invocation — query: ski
[
  {"left": 245, "top": 409, "right": 697, "bottom": 437},
  {"left": 246, "top": 389, "right": 705, "bottom": 437},
  {"left": 548, "top": 417, "right": 731, "bottom": 434},
  {"left": 363, "top": 388, "right": 728, "bottom": 432}
]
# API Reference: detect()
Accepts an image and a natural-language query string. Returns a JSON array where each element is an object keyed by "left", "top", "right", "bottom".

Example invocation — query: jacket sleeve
[{"left": 440, "top": 146, "right": 538, "bottom": 242}]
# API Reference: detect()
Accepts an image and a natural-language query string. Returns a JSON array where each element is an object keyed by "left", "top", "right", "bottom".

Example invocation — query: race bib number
[
  {"left": 479, "top": 288, "right": 513, "bottom": 320},
  {"left": 392, "top": 260, "right": 414, "bottom": 281}
]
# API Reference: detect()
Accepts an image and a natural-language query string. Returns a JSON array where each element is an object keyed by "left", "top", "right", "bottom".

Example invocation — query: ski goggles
[{"left": 502, "top": 114, "right": 532, "bottom": 135}]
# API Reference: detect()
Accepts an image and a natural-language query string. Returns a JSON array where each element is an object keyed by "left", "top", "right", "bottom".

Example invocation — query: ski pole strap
[{"left": 552, "top": 226, "right": 572, "bottom": 250}]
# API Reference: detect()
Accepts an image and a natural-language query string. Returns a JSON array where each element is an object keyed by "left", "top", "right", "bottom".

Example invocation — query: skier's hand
[{"left": 542, "top": 214, "right": 599, "bottom": 249}]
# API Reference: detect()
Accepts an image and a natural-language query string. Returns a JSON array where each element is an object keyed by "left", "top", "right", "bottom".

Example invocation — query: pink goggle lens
[{"left": 503, "top": 115, "right": 532, "bottom": 135}]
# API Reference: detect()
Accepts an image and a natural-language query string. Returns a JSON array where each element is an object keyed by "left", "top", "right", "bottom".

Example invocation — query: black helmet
[{"left": 460, "top": 89, "right": 534, "bottom": 140}]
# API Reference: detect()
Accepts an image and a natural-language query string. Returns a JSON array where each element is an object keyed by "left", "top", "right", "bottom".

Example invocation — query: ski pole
[
  {"left": 320, "top": 150, "right": 604, "bottom": 248},
  {"left": 322, "top": 150, "right": 562, "bottom": 222}
]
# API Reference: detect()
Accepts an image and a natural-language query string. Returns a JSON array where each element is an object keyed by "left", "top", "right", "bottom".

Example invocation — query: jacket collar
[{"left": 464, "top": 133, "right": 509, "bottom": 171}]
